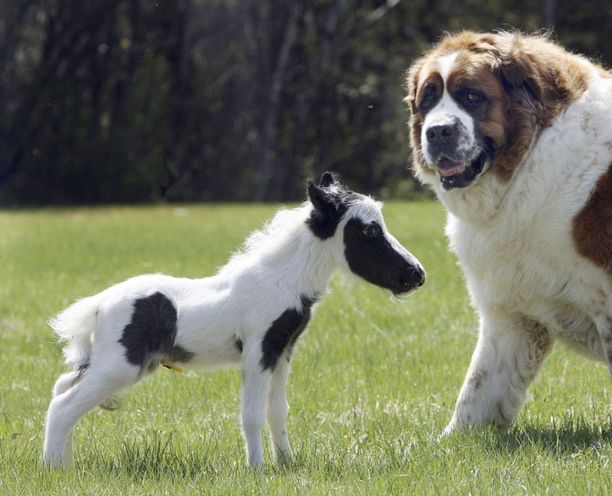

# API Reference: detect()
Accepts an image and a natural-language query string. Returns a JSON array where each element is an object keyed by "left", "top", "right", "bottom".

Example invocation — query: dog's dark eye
[
  {"left": 360, "top": 223, "right": 380, "bottom": 240},
  {"left": 467, "top": 92, "right": 483, "bottom": 104},
  {"left": 460, "top": 90, "right": 486, "bottom": 109}
]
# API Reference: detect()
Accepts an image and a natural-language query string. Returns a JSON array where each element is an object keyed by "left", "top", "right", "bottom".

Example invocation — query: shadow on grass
[{"left": 487, "top": 415, "right": 612, "bottom": 456}]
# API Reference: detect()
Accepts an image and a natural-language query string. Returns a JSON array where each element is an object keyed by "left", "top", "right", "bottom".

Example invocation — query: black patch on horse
[
  {"left": 305, "top": 175, "right": 361, "bottom": 240},
  {"left": 306, "top": 197, "right": 347, "bottom": 239},
  {"left": 119, "top": 292, "right": 192, "bottom": 367},
  {"left": 344, "top": 218, "right": 424, "bottom": 294},
  {"left": 260, "top": 296, "right": 317, "bottom": 371}
]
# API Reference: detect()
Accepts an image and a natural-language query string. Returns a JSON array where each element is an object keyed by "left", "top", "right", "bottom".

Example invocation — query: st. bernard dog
[{"left": 406, "top": 31, "right": 611, "bottom": 433}]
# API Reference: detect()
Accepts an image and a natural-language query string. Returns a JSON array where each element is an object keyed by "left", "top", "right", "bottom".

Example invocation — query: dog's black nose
[{"left": 426, "top": 122, "right": 458, "bottom": 145}]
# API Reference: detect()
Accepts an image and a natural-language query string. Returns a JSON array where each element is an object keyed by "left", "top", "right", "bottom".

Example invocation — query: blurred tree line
[{"left": 0, "top": 0, "right": 610, "bottom": 205}]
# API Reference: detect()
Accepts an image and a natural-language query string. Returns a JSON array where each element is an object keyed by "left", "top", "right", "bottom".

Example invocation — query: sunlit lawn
[{"left": 0, "top": 202, "right": 610, "bottom": 495}]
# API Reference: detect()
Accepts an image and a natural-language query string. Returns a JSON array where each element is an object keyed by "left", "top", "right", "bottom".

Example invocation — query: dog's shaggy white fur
[{"left": 407, "top": 32, "right": 611, "bottom": 432}]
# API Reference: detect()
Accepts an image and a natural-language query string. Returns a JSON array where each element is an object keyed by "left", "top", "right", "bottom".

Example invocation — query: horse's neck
[{"left": 257, "top": 228, "right": 339, "bottom": 297}]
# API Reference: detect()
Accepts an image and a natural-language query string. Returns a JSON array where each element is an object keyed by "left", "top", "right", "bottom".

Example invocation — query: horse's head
[{"left": 306, "top": 172, "right": 425, "bottom": 295}]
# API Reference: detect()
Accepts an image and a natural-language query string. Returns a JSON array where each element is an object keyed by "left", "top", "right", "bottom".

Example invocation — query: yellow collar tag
[{"left": 160, "top": 359, "right": 184, "bottom": 373}]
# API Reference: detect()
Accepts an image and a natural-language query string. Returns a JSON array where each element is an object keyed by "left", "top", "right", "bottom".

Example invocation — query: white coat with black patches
[{"left": 43, "top": 172, "right": 425, "bottom": 468}]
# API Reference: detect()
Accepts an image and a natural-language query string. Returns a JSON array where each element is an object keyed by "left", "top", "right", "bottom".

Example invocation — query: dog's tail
[{"left": 49, "top": 294, "right": 102, "bottom": 369}]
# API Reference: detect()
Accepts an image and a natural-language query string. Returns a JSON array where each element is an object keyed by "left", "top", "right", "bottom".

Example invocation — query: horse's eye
[{"left": 360, "top": 223, "right": 380, "bottom": 240}]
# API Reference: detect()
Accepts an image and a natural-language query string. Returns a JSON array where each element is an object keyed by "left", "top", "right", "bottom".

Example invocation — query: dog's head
[{"left": 406, "top": 31, "right": 588, "bottom": 192}]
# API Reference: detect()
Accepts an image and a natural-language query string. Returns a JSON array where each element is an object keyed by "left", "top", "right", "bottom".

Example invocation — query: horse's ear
[
  {"left": 306, "top": 179, "right": 344, "bottom": 239},
  {"left": 319, "top": 171, "right": 336, "bottom": 188},
  {"left": 307, "top": 180, "right": 336, "bottom": 213}
]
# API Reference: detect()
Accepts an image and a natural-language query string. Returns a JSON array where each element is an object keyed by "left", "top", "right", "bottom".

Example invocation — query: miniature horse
[{"left": 43, "top": 172, "right": 425, "bottom": 467}]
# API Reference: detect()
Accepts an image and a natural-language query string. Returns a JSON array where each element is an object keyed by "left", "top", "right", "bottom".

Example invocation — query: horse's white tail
[{"left": 49, "top": 294, "right": 101, "bottom": 369}]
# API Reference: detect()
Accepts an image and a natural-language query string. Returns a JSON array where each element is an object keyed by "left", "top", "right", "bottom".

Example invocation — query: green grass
[{"left": 0, "top": 202, "right": 610, "bottom": 495}]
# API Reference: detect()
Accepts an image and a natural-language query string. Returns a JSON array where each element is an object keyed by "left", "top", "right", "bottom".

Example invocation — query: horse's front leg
[
  {"left": 267, "top": 351, "right": 292, "bottom": 461},
  {"left": 241, "top": 346, "right": 272, "bottom": 467}
]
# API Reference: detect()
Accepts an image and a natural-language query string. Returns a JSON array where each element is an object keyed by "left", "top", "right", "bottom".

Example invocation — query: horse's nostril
[
  {"left": 414, "top": 266, "right": 425, "bottom": 286},
  {"left": 400, "top": 266, "right": 425, "bottom": 288}
]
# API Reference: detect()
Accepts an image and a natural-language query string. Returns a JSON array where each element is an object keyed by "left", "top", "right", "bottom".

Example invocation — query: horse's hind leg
[
  {"left": 53, "top": 370, "right": 83, "bottom": 397},
  {"left": 49, "top": 369, "right": 87, "bottom": 462},
  {"left": 43, "top": 362, "right": 139, "bottom": 467}
]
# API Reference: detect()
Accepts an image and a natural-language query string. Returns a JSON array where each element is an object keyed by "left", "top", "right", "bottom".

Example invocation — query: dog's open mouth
[
  {"left": 436, "top": 152, "right": 488, "bottom": 190},
  {"left": 437, "top": 158, "right": 468, "bottom": 177}
]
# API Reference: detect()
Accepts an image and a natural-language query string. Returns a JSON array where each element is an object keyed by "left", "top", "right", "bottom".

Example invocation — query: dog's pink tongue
[{"left": 437, "top": 158, "right": 467, "bottom": 177}]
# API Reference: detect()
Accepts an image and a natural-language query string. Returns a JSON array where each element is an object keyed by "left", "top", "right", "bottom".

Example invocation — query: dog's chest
[
  {"left": 448, "top": 214, "right": 575, "bottom": 313},
  {"left": 449, "top": 214, "right": 610, "bottom": 358}
]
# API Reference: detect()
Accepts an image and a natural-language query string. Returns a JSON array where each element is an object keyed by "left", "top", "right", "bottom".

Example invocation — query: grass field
[{"left": 0, "top": 202, "right": 610, "bottom": 495}]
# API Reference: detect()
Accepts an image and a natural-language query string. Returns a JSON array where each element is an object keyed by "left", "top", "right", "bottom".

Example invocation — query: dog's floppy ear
[
  {"left": 495, "top": 36, "right": 542, "bottom": 102},
  {"left": 405, "top": 59, "right": 424, "bottom": 115},
  {"left": 500, "top": 57, "right": 542, "bottom": 102}
]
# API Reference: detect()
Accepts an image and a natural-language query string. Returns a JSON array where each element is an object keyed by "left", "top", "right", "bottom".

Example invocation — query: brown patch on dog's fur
[
  {"left": 447, "top": 53, "right": 508, "bottom": 153},
  {"left": 406, "top": 31, "right": 593, "bottom": 183},
  {"left": 491, "top": 33, "right": 591, "bottom": 181},
  {"left": 413, "top": 71, "right": 444, "bottom": 113},
  {"left": 573, "top": 164, "right": 612, "bottom": 274},
  {"left": 406, "top": 61, "right": 442, "bottom": 180}
]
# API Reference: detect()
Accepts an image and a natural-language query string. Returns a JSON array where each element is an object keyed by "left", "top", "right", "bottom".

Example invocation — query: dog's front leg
[
  {"left": 241, "top": 349, "right": 272, "bottom": 467},
  {"left": 595, "top": 311, "right": 612, "bottom": 377},
  {"left": 444, "top": 312, "right": 553, "bottom": 435}
]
